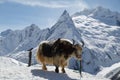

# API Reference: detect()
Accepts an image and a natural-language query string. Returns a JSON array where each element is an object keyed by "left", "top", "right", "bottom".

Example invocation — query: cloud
[
  {"left": 9, "top": 0, "right": 68, "bottom": 8},
  {"left": 0, "top": 0, "right": 88, "bottom": 9},
  {"left": 68, "top": 0, "right": 88, "bottom": 9}
]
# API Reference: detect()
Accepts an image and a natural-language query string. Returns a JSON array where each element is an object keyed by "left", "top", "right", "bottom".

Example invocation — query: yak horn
[
  {"left": 72, "top": 39, "right": 75, "bottom": 45},
  {"left": 81, "top": 40, "right": 84, "bottom": 47}
]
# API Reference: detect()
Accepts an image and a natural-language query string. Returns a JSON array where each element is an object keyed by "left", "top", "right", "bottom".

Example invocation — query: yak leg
[
  {"left": 42, "top": 63, "right": 47, "bottom": 70},
  {"left": 55, "top": 65, "right": 59, "bottom": 73},
  {"left": 61, "top": 60, "right": 67, "bottom": 73},
  {"left": 61, "top": 65, "right": 65, "bottom": 73},
  {"left": 53, "top": 56, "right": 60, "bottom": 73},
  {"left": 61, "top": 64, "right": 66, "bottom": 73}
]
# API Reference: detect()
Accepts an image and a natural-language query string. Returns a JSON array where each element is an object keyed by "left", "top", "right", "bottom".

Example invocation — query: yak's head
[{"left": 72, "top": 39, "right": 84, "bottom": 60}]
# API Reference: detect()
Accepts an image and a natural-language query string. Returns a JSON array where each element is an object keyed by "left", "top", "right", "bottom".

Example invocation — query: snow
[
  {"left": 47, "top": 10, "right": 82, "bottom": 42},
  {"left": 97, "top": 62, "right": 120, "bottom": 79},
  {"left": 72, "top": 6, "right": 120, "bottom": 26},
  {"left": 72, "top": 14, "right": 120, "bottom": 74},
  {"left": 0, "top": 24, "right": 49, "bottom": 55},
  {"left": 0, "top": 56, "right": 109, "bottom": 80}
]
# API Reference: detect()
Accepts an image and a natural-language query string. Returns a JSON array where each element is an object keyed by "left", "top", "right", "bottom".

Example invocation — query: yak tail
[{"left": 36, "top": 45, "right": 42, "bottom": 63}]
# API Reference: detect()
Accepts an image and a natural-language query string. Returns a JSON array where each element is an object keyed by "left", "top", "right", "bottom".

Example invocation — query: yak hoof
[
  {"left": 62, "top": 68, "right": 66, "bottom": 73},
  {"left": 42, "top": 66, "right": 47, "bottom": 71},
  {"left": 62, "top": 70, "right": 66, "bottom": 73},
  {"left": 55, "top": 67, "right": 59, "bottom": 73}
]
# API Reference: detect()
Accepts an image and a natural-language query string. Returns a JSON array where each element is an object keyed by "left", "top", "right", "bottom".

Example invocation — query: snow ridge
[{"left": 72, "top": 6, "right": 120, "bottom": 26}]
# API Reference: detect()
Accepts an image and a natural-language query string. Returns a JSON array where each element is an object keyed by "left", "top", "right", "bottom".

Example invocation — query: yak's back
[
  {"left": 53, "top": 39, "right": 75, "bottom": 59},
  {"left": 41, "top": 42, "right": 54, "bottom": 57}
]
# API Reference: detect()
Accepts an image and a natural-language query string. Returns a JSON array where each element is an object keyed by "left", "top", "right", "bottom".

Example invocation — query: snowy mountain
[
  {"left": 72, "top": 12, "right": 120, "bottom": 73},
  {"left": 72, "top": 6, "right": 120, "bottom": 26},
  {"left": 0, "top": 7, "right": 120, "bottom": 75},
  {"left": 0, "top": 56, "right": 110, "bottom": 80},
  {"left": 0, "top": 10, "right": 82, "bottom": 56},
  {"left": 0, "top": 24, "right": 49, "bottom": 55},
  {"left": 47, "top": 10, "right": 82, "bottom": 42}
]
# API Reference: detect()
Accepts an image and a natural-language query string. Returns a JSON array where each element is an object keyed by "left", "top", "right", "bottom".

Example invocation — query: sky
[{"left": 0, "top": 0, "right": 120, "bottom": 32}]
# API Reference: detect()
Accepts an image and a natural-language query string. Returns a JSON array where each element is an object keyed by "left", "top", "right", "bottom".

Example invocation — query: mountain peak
[
  {"left": 95, "top": 6, "right": 106, "bottom": 10},
  {"left": 57, "top": 10, "right": 72, "bottom": 24},
  {"left": 28, "top": 24, "right": 38, "bottom": 28},
  {"left": 24, "top": 24, "right": 40, "bottom": 31},
  {"left": 0, "top": 29, "right": 13, "bottom": 37},
  {"left": 30, "top": 24, "right": 37, "bottom": 27},
  {"left": 52, "top": 10, "right": 73, "bottom": 29},
  {"left": 61, "top": 10, "right": 68, "bottom": 16},
  {"left": 93, "top": 6, "right": 111, "bottom": 14},
  {"left": 48, "top": 10, "right": 82, "bottom": 41}
]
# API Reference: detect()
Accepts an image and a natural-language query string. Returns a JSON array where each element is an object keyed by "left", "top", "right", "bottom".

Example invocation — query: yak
[{"left": 36, "top": 38, "right": 84, "bottom": 73}]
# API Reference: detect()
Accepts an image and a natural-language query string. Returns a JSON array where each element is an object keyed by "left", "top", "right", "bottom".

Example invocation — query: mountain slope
[
  {"left": 97, "top": 62, "right": 120, "bottom": 79},
  {"left": 0, "top": 24, "right": 49, "bottom": 55},
  {"left": 47, "top": 10, "right": 82, "bottom": 42},
  {"left": 72, "top": 14, "right": 120, "bottom": 73},
  {"left": 0, "top": 56, "right": 109, "bottom": 80}
]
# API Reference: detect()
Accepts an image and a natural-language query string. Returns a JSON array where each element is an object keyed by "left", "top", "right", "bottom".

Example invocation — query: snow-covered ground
[
  {"left": 0, "top": 56, "right": 109, "bottom": 80},
  {"left": 97, "top": 62, "right": 120, "bottom": 79}
]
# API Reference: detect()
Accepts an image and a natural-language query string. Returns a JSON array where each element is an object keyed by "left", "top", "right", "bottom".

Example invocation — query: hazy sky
[{"left": 0, "top": 0, "right": 120, "bottom": 32}]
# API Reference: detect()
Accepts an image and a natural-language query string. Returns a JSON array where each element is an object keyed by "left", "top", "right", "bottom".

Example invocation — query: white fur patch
[
  {"left": 40, "top": 41, "right": 49, "bottom": 45},
  {"left": 61, "top": 38, "right": 73, "bottom": 44}
]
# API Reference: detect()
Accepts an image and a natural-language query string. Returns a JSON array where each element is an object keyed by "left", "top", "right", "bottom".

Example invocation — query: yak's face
[{"left": 73, "top": 44, "right": 82, "bottom": 60}]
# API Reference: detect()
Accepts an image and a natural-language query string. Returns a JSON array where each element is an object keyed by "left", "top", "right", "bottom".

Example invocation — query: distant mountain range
[
  {"left": 72, "top": 6, "right": 120, "bottom": 26},
  {"left": 0, "top": 6, "right": 120, "bottom": 74}
]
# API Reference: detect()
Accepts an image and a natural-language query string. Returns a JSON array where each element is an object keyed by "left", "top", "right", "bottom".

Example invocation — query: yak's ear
[{"left": 72, "top": 39, "right": 75, "bottom": 45}]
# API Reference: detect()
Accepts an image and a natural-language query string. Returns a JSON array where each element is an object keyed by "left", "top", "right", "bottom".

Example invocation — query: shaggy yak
[{"left": 36, "top": 38, "right": 84, "bottom": 73}]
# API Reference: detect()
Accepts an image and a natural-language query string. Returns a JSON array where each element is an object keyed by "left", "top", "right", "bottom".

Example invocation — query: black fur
[
  {"left": 42, "top": 43, "right": 54, "bottom": 57},
  {"left": 53, "top": 39, "right": 75, "bottom": 59},
  {"left": 55, "top": 66, "right": 59, "bottom": 73},
  {"left": 41, "top": 38, "right": 75, "bottom": 59}
]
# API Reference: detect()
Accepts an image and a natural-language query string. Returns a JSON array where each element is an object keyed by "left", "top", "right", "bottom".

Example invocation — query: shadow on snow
[{"left": 31, "top": 69, "right": 76, "bottom": 80}]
